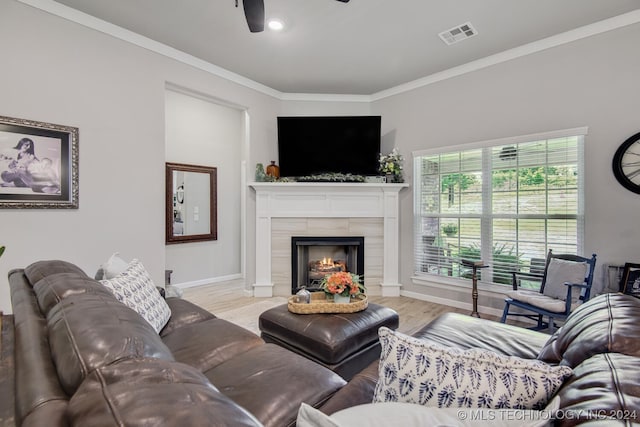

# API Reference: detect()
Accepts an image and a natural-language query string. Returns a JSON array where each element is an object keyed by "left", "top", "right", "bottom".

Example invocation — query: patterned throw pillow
[
  {"left": 100, "top": 259, "right": 171, "bottom": 333},
  {"left": 373, "top": 327, "right": 572, "bottom": 410}
]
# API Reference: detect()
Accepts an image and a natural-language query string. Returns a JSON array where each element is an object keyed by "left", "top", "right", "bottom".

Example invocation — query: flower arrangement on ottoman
[{"left": 320, "top": 271, "right": 365, "bottom": 304}]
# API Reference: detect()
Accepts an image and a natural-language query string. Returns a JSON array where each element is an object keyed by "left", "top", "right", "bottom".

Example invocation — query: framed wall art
[
  {"left": 621, "top": 262, "right": 640, "bottom": 297},
  {"left": 0, "top": 115, "right": 78, "bottom": 208}
]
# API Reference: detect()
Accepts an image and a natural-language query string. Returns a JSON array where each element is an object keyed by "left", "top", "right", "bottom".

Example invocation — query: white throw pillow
[
  {"left": 542, "top": 258, "right": 588, "bottom": 302},
  {"left": 100, "top": 259, "right": 171, "bottom": 333},
  {"left": 373, "top": 328, "right": 572, "bottom": 410},
  {"left": 95, "top": 252, "right": 130, "bottom": 280},
  {"left": 297, "top": 402, "right": 553, "bottom": 427}
]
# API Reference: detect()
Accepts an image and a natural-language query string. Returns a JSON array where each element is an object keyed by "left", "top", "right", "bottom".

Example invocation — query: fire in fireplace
[{"left": 291, "top": 236, "right": 364, "bottom": 294}]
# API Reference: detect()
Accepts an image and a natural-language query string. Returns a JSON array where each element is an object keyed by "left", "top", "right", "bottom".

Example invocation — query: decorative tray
[{"left": 287, "top": 292, "right": 368, "bottom": 314}]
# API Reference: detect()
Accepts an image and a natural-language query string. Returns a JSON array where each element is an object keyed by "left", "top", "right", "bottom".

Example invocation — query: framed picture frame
[
  {"left": 0, "top": 115, "right": 78, "bottom": 208},
  {"left": 621, "top": 262, "right": 640, "bottom": 296}
]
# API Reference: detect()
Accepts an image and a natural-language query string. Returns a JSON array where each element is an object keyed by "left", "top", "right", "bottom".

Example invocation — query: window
[{"left": 414, "top": 128, "right": 585, "bottom": 285}]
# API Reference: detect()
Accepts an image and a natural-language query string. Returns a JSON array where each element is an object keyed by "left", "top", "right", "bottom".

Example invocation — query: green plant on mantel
[{"left": 0, "top": 246, "right": 4, "bottom": 258}]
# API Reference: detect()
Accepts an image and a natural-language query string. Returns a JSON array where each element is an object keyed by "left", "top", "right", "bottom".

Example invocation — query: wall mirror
[{"left": 166, "top": 162, "right": 217, "bottom": 244}]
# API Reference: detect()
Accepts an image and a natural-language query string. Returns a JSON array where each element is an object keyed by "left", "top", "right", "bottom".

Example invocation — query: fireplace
[
  {"left": 291, "top": 236, "right": 365, "bottom": 294},
  {"left": 250, "top": 182, "right": 407, "bottom": 297}
]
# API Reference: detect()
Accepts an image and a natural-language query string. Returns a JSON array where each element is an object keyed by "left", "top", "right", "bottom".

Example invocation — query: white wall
[
  {"left": 1, "top": 0, "right": 638, "bottom": 316},
  {"left": 0, "top": 1, "right": 280, "bottom": 313},
  {"left": 279, "top": 100, "right": 371, "bottom": 117},
  {"left": 165, "top": 89, "right": 244, "bottom": 285},
  {"left": 372, "top": 22, "right": 640, "bottom": 311}
]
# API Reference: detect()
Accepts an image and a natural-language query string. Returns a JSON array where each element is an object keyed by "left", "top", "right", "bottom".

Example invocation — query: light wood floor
[{"left": 182, "top": 280, "right": 507, "bottom": 336}]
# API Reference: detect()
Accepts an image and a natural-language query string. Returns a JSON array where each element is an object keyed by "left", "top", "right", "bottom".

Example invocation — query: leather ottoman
[{"left": 258, "top": 303, "right": 399, "bottom": 380}]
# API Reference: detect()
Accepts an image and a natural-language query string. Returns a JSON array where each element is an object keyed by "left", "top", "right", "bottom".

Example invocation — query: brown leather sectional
[
  {"left": 320, "top": 293, "right": 640, "bottom": 426},
  {"left": 10, "top": 259, "right": 640, "bottom": 426},
  {"left": 10, "top": 260, "right": 346, "bottom": 427}
]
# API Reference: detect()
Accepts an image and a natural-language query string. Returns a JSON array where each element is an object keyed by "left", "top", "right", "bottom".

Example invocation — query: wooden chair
[{"left": 500, "top": 249, "right": 597, "bottom": 332}]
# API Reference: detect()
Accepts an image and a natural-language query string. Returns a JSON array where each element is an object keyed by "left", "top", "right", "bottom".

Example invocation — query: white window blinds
[{"left": 414, "top": 129, "right": 585, "bottom": 285}]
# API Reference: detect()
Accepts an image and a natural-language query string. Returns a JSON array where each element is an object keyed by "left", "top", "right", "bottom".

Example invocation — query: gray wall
[
  {"left": 1, "top": 0, "right": 638, "bottom": 315},
  {"left": 165, "top": 89, "right": 244, "bottom": 285},
  {"left": 372, "top": 22, "right": 640, "bottom": 310},
  {"left": 0, "top": 1, "right": 280, "bottom": 313}
]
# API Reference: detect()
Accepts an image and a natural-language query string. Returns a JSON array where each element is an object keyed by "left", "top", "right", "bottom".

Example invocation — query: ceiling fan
[{"left": 237, "top": 0, "right": 350, "bottom": 33}]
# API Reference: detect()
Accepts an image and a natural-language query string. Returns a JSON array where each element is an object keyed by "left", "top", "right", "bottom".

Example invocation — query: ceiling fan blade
[
  {"left": 336, "top": 0, "right": 350, "bottom": 2},
  {"left": 243, "top": 0, "right": 265, "bottom": 33}
]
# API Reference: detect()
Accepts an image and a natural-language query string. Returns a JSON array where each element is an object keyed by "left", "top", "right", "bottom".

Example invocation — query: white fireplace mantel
[{"left": 249, "top": 182, "right": 409, "bottom": 297}]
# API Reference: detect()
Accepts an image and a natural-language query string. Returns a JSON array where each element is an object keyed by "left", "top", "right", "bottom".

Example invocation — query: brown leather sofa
[
  {"left": 10, "top": 260, "right": 347, "bottom": 427},
  {"left": 319, "top": 292, "right": 640, "bottom": 426},
  {"left": 11, "top": 259, "right": 640, "bottom": 426}
]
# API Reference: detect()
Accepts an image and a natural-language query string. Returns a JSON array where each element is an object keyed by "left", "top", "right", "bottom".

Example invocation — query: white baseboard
[
  {"left": 400, "top": 289, "right": 506, "bottom": 319},
  {"left": 174, "top": 273, "right": 243, "bottom": 289}
]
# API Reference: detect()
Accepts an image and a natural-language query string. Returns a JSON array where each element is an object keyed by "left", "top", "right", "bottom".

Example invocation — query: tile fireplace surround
[{"left": 249, "top": 182, "right": 409, "bottom": 297}]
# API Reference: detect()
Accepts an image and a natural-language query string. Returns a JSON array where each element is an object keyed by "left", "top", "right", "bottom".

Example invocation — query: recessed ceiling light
[{"left": 268, "top": 19, "right": 284, "bottom": 31}]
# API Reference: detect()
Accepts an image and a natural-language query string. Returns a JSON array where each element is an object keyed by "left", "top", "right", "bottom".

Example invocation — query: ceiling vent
[{"left": 438, "top": 22, "right": 478, "bottom": 45}]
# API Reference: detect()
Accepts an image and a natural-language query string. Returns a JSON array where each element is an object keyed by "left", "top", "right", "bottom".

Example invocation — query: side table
[{"left": 461, "top": 260, "right": 489, "bottom": 318}]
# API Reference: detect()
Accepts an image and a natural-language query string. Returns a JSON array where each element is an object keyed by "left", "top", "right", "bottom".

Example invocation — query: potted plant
[
  {"left": 0, "top": 246, "right": 4, "bottom": 258},
  {"left": 442, "top": 224, "right": 458, "bottom": 237},
  {"left": 378, "top": 148, "right": 404, "bottom": 183},
  {"left": 320, "top": 271, "right": 366, "bottom": 304}
]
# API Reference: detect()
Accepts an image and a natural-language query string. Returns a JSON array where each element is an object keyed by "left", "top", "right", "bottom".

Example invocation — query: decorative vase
[
  {"left": 266, "top": 161, "right": 280, "bottom": 178},
  {"left": 255, "top": 163, "right": 266, "bottom": 182},
  {"left": 333, "top": 294, "right": 351, "bottom": 304}
]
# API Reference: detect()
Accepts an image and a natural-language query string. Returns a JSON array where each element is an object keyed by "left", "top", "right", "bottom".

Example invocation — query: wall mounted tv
[{"left": 277, "top": 116, "right": 381, "bottom": 177}]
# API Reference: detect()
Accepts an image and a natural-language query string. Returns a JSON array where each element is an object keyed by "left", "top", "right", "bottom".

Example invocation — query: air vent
[{"left": 438, "top": 22, "right": 478, "bottom": 45}]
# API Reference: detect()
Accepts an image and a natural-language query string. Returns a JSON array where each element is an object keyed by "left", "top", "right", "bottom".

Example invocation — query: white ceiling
[{"left": 42, "top": 0, "right": 640, "bottom": 95}]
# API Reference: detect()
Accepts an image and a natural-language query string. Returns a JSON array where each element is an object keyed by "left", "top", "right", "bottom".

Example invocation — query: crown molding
[
  {"left": 17, "top": 1, "right": 640, "bottom": 103},
  {"left": 279, "top": 92, "right": 371, "bottom": 103},
  {"left": 370, "top": 9, "right": 640, "bottom": 101},
  {"left": 16, "top": 0, "right": 283, "bottom": 99}
]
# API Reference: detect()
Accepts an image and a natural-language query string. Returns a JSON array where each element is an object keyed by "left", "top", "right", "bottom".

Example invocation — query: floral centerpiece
[
  {"left": 378, "top": 148, "right": 404, "bottom": 183},
  {"left": 320, "top": 271, "right": 365, "bottom": 303}
]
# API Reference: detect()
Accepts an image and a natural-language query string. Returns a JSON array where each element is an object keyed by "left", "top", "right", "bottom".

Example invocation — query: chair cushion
[
  {"left": 542, "top": 258, "right": 588, "bottom": 301},
  {"left": 505, "top": 289, "right": 576, "bottom": 313}
]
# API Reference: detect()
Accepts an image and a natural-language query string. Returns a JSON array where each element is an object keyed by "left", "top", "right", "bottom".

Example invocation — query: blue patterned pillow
[
  {"left": 373, "top": 327, "right": 572, "bottom": 410},
  {"left": 100, "top": 259, "right": 171, "bottom": 333}
]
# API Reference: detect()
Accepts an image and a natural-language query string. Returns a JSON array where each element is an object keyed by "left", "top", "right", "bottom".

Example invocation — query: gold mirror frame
[{"left": 166, "top": 162, "right": 217, "bottom": 244}]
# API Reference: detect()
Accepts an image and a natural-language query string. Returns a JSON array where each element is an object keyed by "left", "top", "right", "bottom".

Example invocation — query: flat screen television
[{"left": 277, "top": 116, "right": 381, "bottom": 177}]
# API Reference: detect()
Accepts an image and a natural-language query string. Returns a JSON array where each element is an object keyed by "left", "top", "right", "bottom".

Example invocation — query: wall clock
[{"left": 612, "top": 131, "right": 640, "bottom": 194}]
